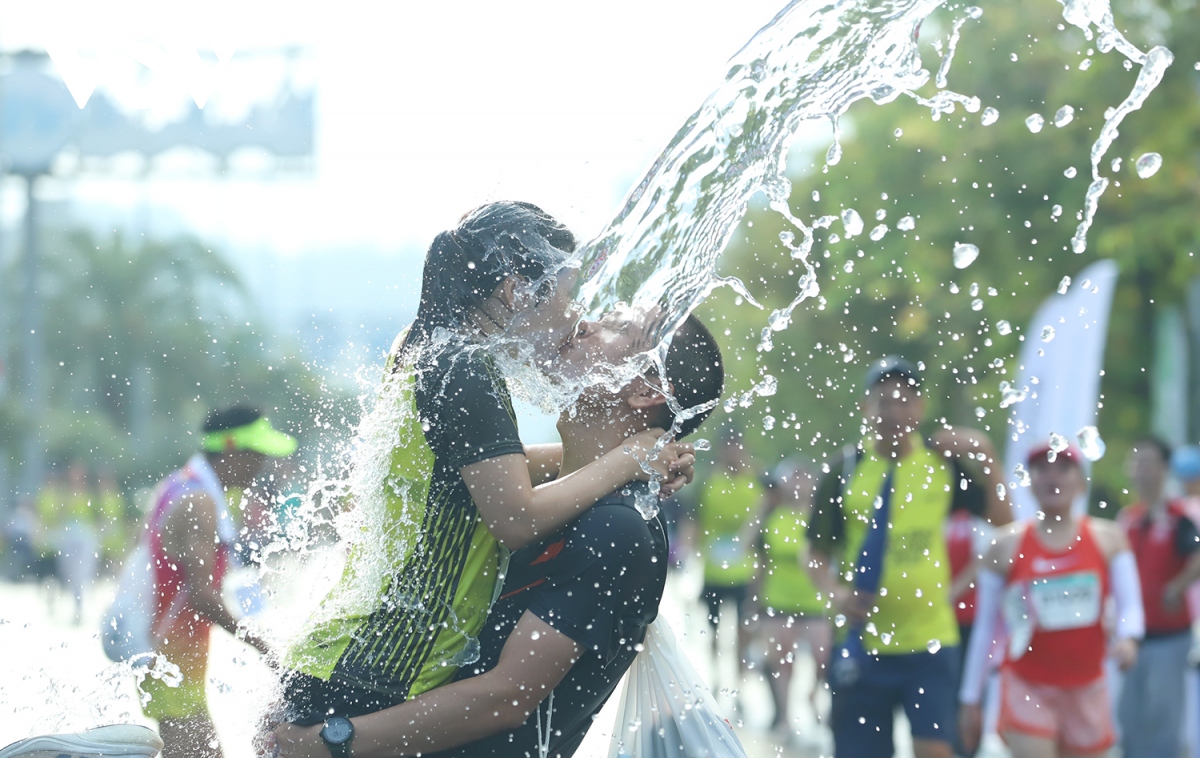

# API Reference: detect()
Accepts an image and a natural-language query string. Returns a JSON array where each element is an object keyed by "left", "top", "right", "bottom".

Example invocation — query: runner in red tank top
[
  {"left": 144, "top": 407, "right": 295, "bottom": 758},
  {"left": 958, "top": 441, "right": 1143, "bottom": 758}
]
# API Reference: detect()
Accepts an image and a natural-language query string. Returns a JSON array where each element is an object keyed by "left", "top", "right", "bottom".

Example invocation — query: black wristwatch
[{"left": 319, "top": 716, "right": 355, "bottom": 758}]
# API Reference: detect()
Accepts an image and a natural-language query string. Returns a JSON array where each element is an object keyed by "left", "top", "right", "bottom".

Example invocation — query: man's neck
[
  {"left": 558, "top": 405, "right": 645, "bottom": 477},
  {"left": 872, "top": 431, "right": 915, "bottom": 461}
]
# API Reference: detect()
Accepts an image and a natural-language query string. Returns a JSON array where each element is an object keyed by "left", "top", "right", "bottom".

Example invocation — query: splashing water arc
[{"left": 572, "top": 0, "right": 1172, "bottom": 377}]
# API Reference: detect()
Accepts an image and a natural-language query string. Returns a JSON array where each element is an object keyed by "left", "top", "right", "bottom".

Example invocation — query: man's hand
[
  {"left": 1111, "top": 637, "right": 1138, "bottom": 671},
  {"left": 836, "top": 590, "right": 875, "bottom": 627},
  {"left": 958, "top": 703, "right": 983, "bottom": 755},
  {"left": 271, "top": 723, "right": 325, "bottom": 758}
]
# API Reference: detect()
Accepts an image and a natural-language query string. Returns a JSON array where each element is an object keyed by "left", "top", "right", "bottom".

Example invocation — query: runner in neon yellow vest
[
  {"left": 755, "top": 461, "right": 829, "bottom": 735},
  {"left": 695, "top": 432, "right": 764, "bottom": 701},
  {"left": 807, "top": 356, "right": 1011, "bottom": 758}
]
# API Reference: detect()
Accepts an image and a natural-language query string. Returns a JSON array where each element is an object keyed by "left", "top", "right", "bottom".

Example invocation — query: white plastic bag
[
  {"left": 101, "top": 541, "right": 157, "bottom": 663},
  {"left": 608, "top": 618, "right": 748, "bottom": 758}
]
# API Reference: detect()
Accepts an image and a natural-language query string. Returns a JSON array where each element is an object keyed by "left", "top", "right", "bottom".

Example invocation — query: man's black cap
[{"left": 862, "top": 356, "right": 921, "bottom": 394}]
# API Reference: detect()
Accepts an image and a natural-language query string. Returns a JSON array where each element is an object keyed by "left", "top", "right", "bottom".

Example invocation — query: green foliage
[
  {"left": 1, "top": 228, "right": 356, "bottom": 488},
  {"left": 700, "top": 0, "right": 1200, "bottom": 498}
]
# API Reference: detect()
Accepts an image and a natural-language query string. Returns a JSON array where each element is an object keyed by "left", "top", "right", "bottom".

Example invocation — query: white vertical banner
[{"left": 1004, "top": 259, "right": 1120, "bottom": 519}]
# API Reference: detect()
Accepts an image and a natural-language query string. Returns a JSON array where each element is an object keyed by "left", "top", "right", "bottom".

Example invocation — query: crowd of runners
[{"left": 5, "top": 202, "right": 1200, "bottom": 758}]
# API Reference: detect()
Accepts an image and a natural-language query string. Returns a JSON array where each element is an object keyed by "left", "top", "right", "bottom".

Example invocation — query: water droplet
[
  {"left": 1111, "top": 157, "right": 1123, "bottom": 172},
  {"left": 971, "top": 298, "right": 983, "bottom": 311},
  {"left": 763, "top": 415, "right": 776, "bottom": 431},
  {"left": 894, "top": 127, "right": 903, "bottom": 138},
  {"left": 1064, "top": 166, "right": 1077, "bottom": 178},
  {"left": 869, "top": 224, "right": 888, "bottom": 241},
  {"left": 952, "top": 242, "right": 979, "bottom": 269},
  {"left": 841, "top": 208, "right": 864, "bottom": 237},
  {"left": 1135, "top": 152, "right": 1162, "bottom": 178},
  {"left": 981, "top": 107, "right": 999, "bottom": 126},
  {"left": 969, "top": 282, "right": 980, "bottom": 297},
  {"left": 1047, "top": 433, "right": 1069, "bottom": 462},
  {"left": 975, "top": 407, "right": 986, "bottom": 419},
  {"left": 843, "top": 260, "right": 855, "bottom": 273},
  {"left": 927, "top": 639, "right": 942, "bottom": 654},
  {"left": 949, "top": 282, "right": 960, "bottom": 294},
  {"left": 1041, "top": 325, "right": 1056, "bottom": 342},
  {"left": 812, "top": 190, "right": 821, "bottom": 202},
  {"left": 1079, "top": 58, "right": 1093, "bottom": 71},
  {"left": 1053, "top": 105, "right": 1075, "bottom": 127},
  {"left": 826, "top": 140, "right": 843, "bottom": 166},
  {"left": 1077, "top": 426, "right": 1106, "bottom": 461},
  {"left": 1057, "top": 276, "right": 1071, "bottom": 294},
  {"left": 1051, "top": 204, "right": 1063, "bottom": 218},
  {"left": 834, "top": 614, "right": 847, "bottom": 628},
  {"left": 1014, "top": 463, "right": 1031, "bottom": 487},
  {"left": 897, "top": 215, "right": 916, "bottom": 231},
  {"left": 966, "top": 6, "right": 983, "bottom": 19},
  {"left": 999, "top": 380, "right": 1027, "bottom": 408},
  {"left": 828, "top": 233, "right": 841, "bottom": 244},
  {"left": 875, "top": 208, "right": 887, "bottom": 221},
  {"left": 996, "top": 320, "right": 1012, "bottom": 335},
  {"left": 881, "top": 632, "right": 893, "bottom": 645},
  {"left": 1025, "top": 113, "right": 1045, "bottom": 133}
]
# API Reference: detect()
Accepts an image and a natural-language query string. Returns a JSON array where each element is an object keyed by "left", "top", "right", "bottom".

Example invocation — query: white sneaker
[{"left": 0, "top": 725, "right": 163, "bottom": 758}]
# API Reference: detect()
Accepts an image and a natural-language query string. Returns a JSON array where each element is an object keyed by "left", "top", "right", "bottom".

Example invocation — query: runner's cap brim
[{"left": 201, "top": 417, "right": 297, "bottom": 457}]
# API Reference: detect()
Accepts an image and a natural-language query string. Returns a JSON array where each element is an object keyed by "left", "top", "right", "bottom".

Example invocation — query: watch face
[{"left": 323, "top": 718, "right": 353, "bottom": 744}]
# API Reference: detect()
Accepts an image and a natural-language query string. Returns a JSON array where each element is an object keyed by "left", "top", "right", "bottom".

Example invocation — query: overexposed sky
[{"left": 1, "top": 0, "right": 800, "bottom": 256}]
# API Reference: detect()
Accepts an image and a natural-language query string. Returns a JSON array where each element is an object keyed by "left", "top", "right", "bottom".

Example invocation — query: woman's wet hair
[{"left": 407, "top": 201, "right": 576, "bottom": 350}]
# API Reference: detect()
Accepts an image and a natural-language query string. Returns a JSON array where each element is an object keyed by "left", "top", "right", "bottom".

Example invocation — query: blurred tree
[
  {"left": 1, "top": 229, "right": 357, "bottom": 489},
  {"left": 700, "top": 0, "right": 1200, "bottom": 501}
]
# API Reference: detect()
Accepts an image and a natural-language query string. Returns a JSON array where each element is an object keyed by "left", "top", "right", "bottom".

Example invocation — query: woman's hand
[{"left": 624, "top": 429, "right": 695, "bottom": 493}]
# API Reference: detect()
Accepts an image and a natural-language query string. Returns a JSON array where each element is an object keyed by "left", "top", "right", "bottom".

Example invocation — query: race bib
[{"left": 1027, "top": 572, "right": 1102, "bottom": 631}]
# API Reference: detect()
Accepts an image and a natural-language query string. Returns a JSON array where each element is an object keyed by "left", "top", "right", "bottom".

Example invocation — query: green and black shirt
[{"left": 284, "top": 339, "right": 523, "bottom": 701}]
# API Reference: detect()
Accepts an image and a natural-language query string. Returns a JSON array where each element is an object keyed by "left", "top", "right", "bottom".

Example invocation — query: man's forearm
[
  {"left": 1168, "top": 552, "right": 1200, "bottom": 597},
  {"left": 349, "top": 673, "right": 535, "bottom": 757}
]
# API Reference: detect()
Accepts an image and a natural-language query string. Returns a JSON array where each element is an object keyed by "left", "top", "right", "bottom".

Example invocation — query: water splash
[
  {"left": 1067, "top": 39, "right": 1174, "bottom": 253},
  {"left": 934, "top": 6, "right": 984, "bottom": 89},
  {"left": 574, "top": 0, "right": 968, "bottom": 375}
]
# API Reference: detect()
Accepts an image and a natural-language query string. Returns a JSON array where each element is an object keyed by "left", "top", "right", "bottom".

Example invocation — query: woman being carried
[{"left": 278, "top": 201, "right": 695, "bottom": 723}]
